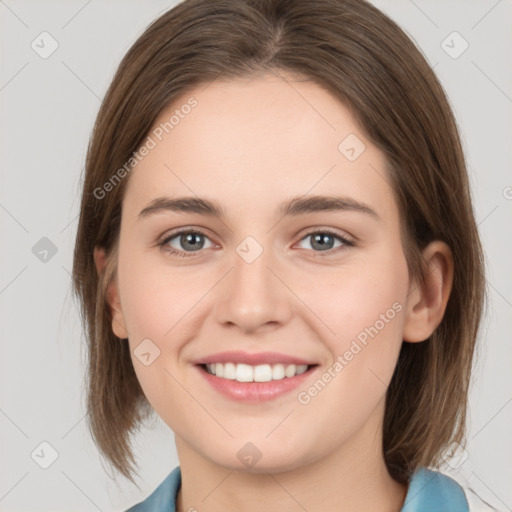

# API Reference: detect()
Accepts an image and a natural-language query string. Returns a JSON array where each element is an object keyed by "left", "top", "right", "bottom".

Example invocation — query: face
[{"left": 110, "top": 71, "right": 412, "bottom": 472}]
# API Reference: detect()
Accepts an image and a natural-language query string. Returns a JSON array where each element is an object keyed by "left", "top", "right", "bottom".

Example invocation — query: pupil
[
  {"left": 182, "top": 233, "right": 203, "bottom": 251},
  {"left": 313, "top": 233, "right": 333, "bottom": 250}
]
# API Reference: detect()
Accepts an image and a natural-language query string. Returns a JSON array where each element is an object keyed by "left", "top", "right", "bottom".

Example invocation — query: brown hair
[{"left": 72, "top": 0, "right": 485, "bottom": 485}]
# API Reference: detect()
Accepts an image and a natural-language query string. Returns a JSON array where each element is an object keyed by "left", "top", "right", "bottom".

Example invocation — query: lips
[
  {"left": 192, "top": 350, "right": 320, "bottom": 402},
  {"left": 192, "top": 350, "right": 317, "bottom": 366},
  {"left": 195, "top": 362, "right": 319, "bottom": 403}
]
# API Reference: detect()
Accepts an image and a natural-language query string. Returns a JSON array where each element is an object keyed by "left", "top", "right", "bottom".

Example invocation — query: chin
[{"left": 204, "top": 441, "right": 317, "bottom": 475}]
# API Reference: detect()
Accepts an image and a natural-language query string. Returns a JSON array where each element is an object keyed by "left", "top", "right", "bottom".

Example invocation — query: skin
[{"left": 95, "top": 70, "right": 453, "bottom": 512}]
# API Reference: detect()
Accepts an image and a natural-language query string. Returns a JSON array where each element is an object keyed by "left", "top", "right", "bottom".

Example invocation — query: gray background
[{"left": 1, "top": 0, "right": 511, "bottom": 510}]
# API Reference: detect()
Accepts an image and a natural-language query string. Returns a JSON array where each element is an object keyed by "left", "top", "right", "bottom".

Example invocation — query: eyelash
[{"left": 158, "top": 228, "right": 355, "bottom": 258}]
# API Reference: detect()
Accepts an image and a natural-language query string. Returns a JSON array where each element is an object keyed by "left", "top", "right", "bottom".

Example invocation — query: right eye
[{"left": 159, "top": 229, "right": 215, "bottom": 257}]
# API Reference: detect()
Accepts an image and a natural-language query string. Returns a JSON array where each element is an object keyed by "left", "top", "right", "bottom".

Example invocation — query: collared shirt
[{"left": 126, "top": 465, "right": 492, "bottom": 511}]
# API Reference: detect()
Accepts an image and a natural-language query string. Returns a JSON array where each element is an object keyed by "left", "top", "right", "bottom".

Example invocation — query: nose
[{"left": 213, "top": 244, "right": 294, "bottom": 334}]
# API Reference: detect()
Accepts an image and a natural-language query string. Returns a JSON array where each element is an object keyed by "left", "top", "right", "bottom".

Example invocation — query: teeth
[{"left": 205, "top": 363, "right": 309, "bottom": 382}]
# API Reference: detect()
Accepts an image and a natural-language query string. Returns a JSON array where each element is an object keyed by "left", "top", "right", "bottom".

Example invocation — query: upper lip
[{"left": 192, "top": 351, "right": 317, "bottom": 366}]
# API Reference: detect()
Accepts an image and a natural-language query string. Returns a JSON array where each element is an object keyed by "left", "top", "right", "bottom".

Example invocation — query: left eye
[
  {"left": 296, "top": 230, "right": 352, "bottom": 254},
  {"left": 159, "top": 229, "right": 352, "bottom": 257}
]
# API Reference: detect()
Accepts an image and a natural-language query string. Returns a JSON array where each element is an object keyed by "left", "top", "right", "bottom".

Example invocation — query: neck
[{"left": 174, "top": 403, "right": 407, "bottom": 512}]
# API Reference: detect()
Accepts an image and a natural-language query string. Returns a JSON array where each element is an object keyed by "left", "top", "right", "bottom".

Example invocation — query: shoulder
[
  {"left": 401, "top": 467, "right": 498, "bottom": 512},
  {"left": 125, "top": 466, "right": 181, "bottom": 512}
]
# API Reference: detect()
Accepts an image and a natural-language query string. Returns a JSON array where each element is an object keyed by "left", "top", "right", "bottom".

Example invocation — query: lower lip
[{"left": 195, "top": 364, "right": 318, "bottom": 403}]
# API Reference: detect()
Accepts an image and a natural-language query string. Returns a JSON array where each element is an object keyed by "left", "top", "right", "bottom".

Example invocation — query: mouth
[
  {"left": 195, "top": 362, "right": 320, "bottom": 403},
  {"left": 198, "top": 362, "right": 318, "bottom": 382},
  {"left": 192, "top": 350, "right": 320, "bottom": 402}
]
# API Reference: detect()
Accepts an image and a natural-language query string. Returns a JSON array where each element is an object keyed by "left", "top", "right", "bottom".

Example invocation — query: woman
[{"left": 72, "top": 0, "right": 492, "bottom": 510}]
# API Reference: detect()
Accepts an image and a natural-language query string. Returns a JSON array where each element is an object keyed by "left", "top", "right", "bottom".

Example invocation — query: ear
[
  {"left": 93, "top": 246, "right": 129, "bottom": 339},
  {"left": 403, "top": 241, "right": 454, "bottom": 343}
]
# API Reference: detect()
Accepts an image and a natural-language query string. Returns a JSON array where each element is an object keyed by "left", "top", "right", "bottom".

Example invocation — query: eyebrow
[{"left": 137, "top": 194, "right": 379, "bottom": 220}]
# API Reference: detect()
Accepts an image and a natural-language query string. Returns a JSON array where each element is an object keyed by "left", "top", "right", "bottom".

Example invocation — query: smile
[
  {"left": 203, "top": 362, "right": 311, "bottom": 382},
  {"left": 196, "top": 363, "right": 319, "bottom": 403}
]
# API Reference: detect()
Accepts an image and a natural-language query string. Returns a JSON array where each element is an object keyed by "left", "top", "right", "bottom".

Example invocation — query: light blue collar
[{"left": 401, "top": 467, "right": 468, "bottom": 511}]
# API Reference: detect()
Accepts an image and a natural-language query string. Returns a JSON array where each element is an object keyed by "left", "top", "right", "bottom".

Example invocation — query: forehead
[{"left": 123, "top": 71, "right": 395, "bottom": 222}]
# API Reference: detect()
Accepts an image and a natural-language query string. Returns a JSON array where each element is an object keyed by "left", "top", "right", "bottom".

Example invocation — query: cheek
[
  {"left": 116, "top": 248, "right": 211, "bottom": 411},
  {"left": 120, "top": 271, "right": 190, "bottom": 419},
  {"left": 118, "top": 246, "right": 200, "bottom": 339},
  {"left": 291, "top": 272, "right": 407, "bottom": 443},
  {"left": 303, "top": 247, "right": 409, "bottom": 391},
  {"left": 301, "top": 247, "right": 408, "bottom": 340}
]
